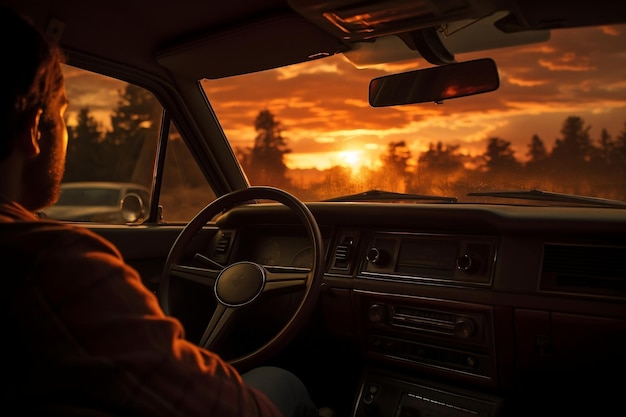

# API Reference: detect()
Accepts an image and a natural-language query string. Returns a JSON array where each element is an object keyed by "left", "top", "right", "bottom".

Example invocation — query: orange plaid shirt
[{"left": 1, "top": 200, "right": 282, "bottom": 417}]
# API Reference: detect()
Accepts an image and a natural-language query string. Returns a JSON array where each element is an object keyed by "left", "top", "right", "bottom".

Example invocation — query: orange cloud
[
  {"left": 538, "top": 53, "right": 595, "bottom": 71},
  {"left": 507, "top": 77, "right": 548, "bottom": 87}
]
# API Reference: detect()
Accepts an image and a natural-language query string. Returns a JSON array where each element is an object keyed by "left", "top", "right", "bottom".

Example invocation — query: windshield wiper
[
  {"left": 468, "top": 189, "right": 626, "bottom": 208},
  {"left": 323, "top": 189, "right": 457, "bottom": 203}
]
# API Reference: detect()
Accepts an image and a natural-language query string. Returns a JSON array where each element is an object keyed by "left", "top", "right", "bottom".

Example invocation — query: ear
[{"left": 23, "top": 108, "right": 43, "bottom": 157}]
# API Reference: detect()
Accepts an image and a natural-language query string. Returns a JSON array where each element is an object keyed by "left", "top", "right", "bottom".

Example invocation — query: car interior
[{"left": 3, "top": 0, "right": 625, "bottom": 416}]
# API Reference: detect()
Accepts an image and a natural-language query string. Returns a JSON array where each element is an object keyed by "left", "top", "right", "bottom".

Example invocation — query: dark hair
[{"left": 0, "top": 6, "right": 66, "bottom": 160}]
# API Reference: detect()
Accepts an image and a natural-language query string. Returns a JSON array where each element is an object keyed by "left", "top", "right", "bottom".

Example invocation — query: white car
[{"left": 41, "top": 182, "right": 150, "bottom": 223}]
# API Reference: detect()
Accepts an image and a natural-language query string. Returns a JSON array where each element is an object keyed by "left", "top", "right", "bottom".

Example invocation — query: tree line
[
  {"left": 237, "top": 110, "right": 626, "bottom": 201},
  {"left": 64, "top": 83, "right": 626, "bottom": 202}
]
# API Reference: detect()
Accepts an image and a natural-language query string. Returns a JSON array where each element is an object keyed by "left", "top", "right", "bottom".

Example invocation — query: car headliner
[{"left": 3, "top": 0, "right": 624, "bottom": 82}]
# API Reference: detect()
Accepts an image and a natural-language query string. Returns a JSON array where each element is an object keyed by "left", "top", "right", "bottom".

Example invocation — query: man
[{"left": 0, "top": 6, "right": 319, "bottom": 417}]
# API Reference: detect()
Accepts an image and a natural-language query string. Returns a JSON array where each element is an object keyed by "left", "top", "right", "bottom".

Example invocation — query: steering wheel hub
[{"left": 215, "top": 261, "right": 265, "bottom": 306}]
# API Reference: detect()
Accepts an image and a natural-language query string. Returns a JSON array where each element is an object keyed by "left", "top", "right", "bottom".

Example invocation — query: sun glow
[
  {"left": 338, "top": 150, "right": 363, "bottom": 167},
  {"left": 286, "top": 149, "right": 377, "bottom": 172}
]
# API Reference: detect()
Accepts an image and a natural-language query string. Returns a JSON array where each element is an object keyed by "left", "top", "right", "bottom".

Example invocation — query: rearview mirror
[{"left": 369, "top": 58, "right": 499, "bottom": 107}]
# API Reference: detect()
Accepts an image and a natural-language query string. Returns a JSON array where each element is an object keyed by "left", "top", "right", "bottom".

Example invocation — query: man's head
[{"left": 0, "top": 6, "right": 68, "bottom": 211}]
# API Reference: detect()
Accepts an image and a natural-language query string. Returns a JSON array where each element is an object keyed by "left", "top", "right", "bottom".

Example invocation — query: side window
[
  {"left": 160, "top": 123, "right": 217, "bottom": 222},
  {"left": 45, "top": 64, "right": 216, "bottom": 224}
]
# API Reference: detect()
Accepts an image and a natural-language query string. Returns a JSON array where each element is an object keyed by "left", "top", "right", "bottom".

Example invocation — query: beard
[{"left": 21, "top": 127, "right": 67, "bottom": 212}]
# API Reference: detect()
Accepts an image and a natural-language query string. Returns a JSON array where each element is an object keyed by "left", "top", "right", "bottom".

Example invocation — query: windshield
[{"left": 202, "top": 24, "right": 626, "bottom": 205}]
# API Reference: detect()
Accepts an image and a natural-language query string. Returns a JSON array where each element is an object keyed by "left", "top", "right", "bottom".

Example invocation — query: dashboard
[
  {"left": 239, "top": 232, "right": 317, "bottom": 269},
  {"left": 207, "top": 202, "right": 626, "bottom": 417}
]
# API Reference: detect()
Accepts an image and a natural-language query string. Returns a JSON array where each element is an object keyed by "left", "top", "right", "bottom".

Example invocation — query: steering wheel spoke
[
  {"left": 199, "top": 304, "right": 235, "bottom": 349},
  {"left": 264, "top": 266, "right": 310, "bottom": 292},
  {"left": 169, "top": 263, "right": 220, "bottom": 287}
]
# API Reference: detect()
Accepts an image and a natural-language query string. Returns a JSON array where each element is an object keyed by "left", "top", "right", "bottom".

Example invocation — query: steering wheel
[{"left": 159, "top": 186, "right": 324, "bottom": 369}]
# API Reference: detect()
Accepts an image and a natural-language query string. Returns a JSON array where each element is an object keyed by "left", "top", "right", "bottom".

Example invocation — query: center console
[
  {"left": 352, "top": 369, "right": 503, "bottom": 417},
  {"left": 355, "top": 290, "right": 497, "bottom": 385}
]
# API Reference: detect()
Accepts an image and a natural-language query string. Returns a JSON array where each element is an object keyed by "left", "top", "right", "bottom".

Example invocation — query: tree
[
  {"left": 414, "top": 141, "right": 465, "bottom": 194},
  {"left": 550, "top": 116, "right": 593, "bottom": 168},
  {"left": 64, "top": 107, "right": 106, "bottom": 181},
  {"left": 418, "top": 142, "right": 464, "bottom": 172},
  {"left": 610, "top": 121, "right": 626, "bottom": 199},
  {"left": 248, "top": 109, "right": 291, "bottom": 187},
  {"left": 590, "top": 128, "right": 614, "bottom": 170},
  {"left": 526, "top": 134, "right": 548, "bottom": 167},
  {"left": 523, "top": 134, "right": 552, "bottom": 189},
  {"left": 547, "top": 116, "right": 597, "bottom": 194},
  {"left": 105, "top": 83, "right": 161, "bottom": 183},
  {"left": 483, "top": 137, "right": 520, "bottom": 172},
  {"left": 380, "top": 141, "right": 411, "bottom": 192}
]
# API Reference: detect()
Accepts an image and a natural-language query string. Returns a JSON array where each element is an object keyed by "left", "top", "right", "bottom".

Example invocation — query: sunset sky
[
  {"left": 202, "top": 23, "right": 626, "bottom": 171},
  {"left": 64, "top": 23, "right": 626, "bottom": 173}
]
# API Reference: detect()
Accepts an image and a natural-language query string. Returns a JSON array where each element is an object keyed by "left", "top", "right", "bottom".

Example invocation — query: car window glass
[
  {"left": 202, "top": 24, "right": 626, "bottom": 204},
  {"left": 160, "top": 123, "right": 218, "bottom": 222},
  {"left": 50, "top": 64, "right": 216, "bottom": 224},
  {"left": 56, "top": 188, "right": 120, "bottom": 206}
]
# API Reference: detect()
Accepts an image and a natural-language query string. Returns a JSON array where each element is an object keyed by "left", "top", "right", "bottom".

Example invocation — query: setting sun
[{"left": 338, "top": 150, "right": 363, "bottom": 168}]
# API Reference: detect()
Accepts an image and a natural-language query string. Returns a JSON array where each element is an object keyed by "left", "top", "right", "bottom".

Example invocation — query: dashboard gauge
[
  {"left": 257, "top": 239, "right": 281, "bottom": 265},
  {"left": 291, "top": 246, "right": 313, "bottom": 268}
]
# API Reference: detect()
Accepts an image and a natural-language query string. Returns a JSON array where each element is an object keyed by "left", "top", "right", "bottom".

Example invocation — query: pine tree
[
  {"left": 526, "top": 134, "right": 548, "bottom": 166},
  {"left": 551, "top": 116, "right": 593, "bottom": 167},
  {"left": 249, "top": 109, "right": 291, "bottom": 187},
  {"left": 381, "top": 141, "right": 411, "bottom": 192},
  {"left": 64, "top": 107, "right": 106, "bottom": 181},
  {"left": 484, "top": 137, "right": 519, "bottom": 172},
  {"left": 105, "top": 84, "right": 161, "bottom": 183}
]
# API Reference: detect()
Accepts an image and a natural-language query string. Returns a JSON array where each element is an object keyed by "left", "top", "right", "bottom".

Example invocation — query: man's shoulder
[{"left": 0, "top": 220, "right": 115, "bottom": 253}]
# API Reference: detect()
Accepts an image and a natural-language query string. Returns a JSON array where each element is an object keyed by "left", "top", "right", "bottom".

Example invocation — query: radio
[
  {"left": 364, "top": 300, "right": 494, "bottom": 379},
  {"left": 368, "top": 303, "right": 486, "bottom": 343},
  {"left": 360, "top": 232, "right": 496, "bottom": 287}
]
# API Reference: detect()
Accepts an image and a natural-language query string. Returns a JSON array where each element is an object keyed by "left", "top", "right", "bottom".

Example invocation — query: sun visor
[
  {"left": 344, "top": 11, "right": 549, "bottom": 68},
  {"left": 157, "top": 13, "right": 349, "bottom": 80},
  {"left": 496, "top": 0, "right": 626, "bottom": 32}
]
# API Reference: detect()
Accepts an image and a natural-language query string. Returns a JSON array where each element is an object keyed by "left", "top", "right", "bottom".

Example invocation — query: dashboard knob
[
  {"left": 454, "top": 317, "right": 476, "bottom": 338},
  {"left": 456, "top": 254, "right": 481, "bottom": 274},
  {"left": 366, "top": 247, "right": 389, "bottom": 267},
  {"left": 368, "top": 304, "right": 387, "bottom": 323}
]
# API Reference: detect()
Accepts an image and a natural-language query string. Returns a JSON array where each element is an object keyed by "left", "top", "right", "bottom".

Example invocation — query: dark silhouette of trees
[
  {"left": 480, "top": 137, "right": 522, "bottom": 189},
  {"left": 418, "top": 142, "right": 464, "bottom": 172},
  {"left": 523, "top": 134, "right": 551, "bottom": 189},
  {"left": 245, "top": 109, "right": 292, "bottom": 187},
  {"left": 106, "top": 84, "right": 161, "bottom": 183},
  {"left": 381, "top": 141, "right": 411, "bottom": 192},
  {"left": 65, "top": 83, "right": 160, "bottom": 187},
  {"left": 525, "top": 134, "right": 549, "bottom": 173},
  {"left": 484, "top": 137, "right": 520, "bottom": 172},
  {"left": 589, "top": 123, "right": 626, "bottom": 199},
  {"left": 594, "top": 128, "right": 614, "bottom": 166},
  {"left": 546, "top": 116, "right": 594, "bottom": 194},
  {"left": 64, "top": 107, "right": 106, "bottom": 182},
  {"left": 616, "top": 123, "right": 626, "bottom": 198},
  {"left": 413, "top": 141, "right": 465, "bottom": 195},
  {"left": 550, "top": 116, "right": 593, "bottom": 169}
]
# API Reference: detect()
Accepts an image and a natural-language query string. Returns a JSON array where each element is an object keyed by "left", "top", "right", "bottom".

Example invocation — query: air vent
[
  {"left": 215, "top": 233, "right": 231, "bottom": 253},
  {"left": 335, "top": 242, "right": 350, "bottom": 261},
  {"left": 540, "top": 244, "right": 626, "bottom": 298},
  {"left": 213, "top": 232, "right": 233, "bottom": 263},
  {"left": 331, "top": 234, "right": 358, "bottom": 272}
]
